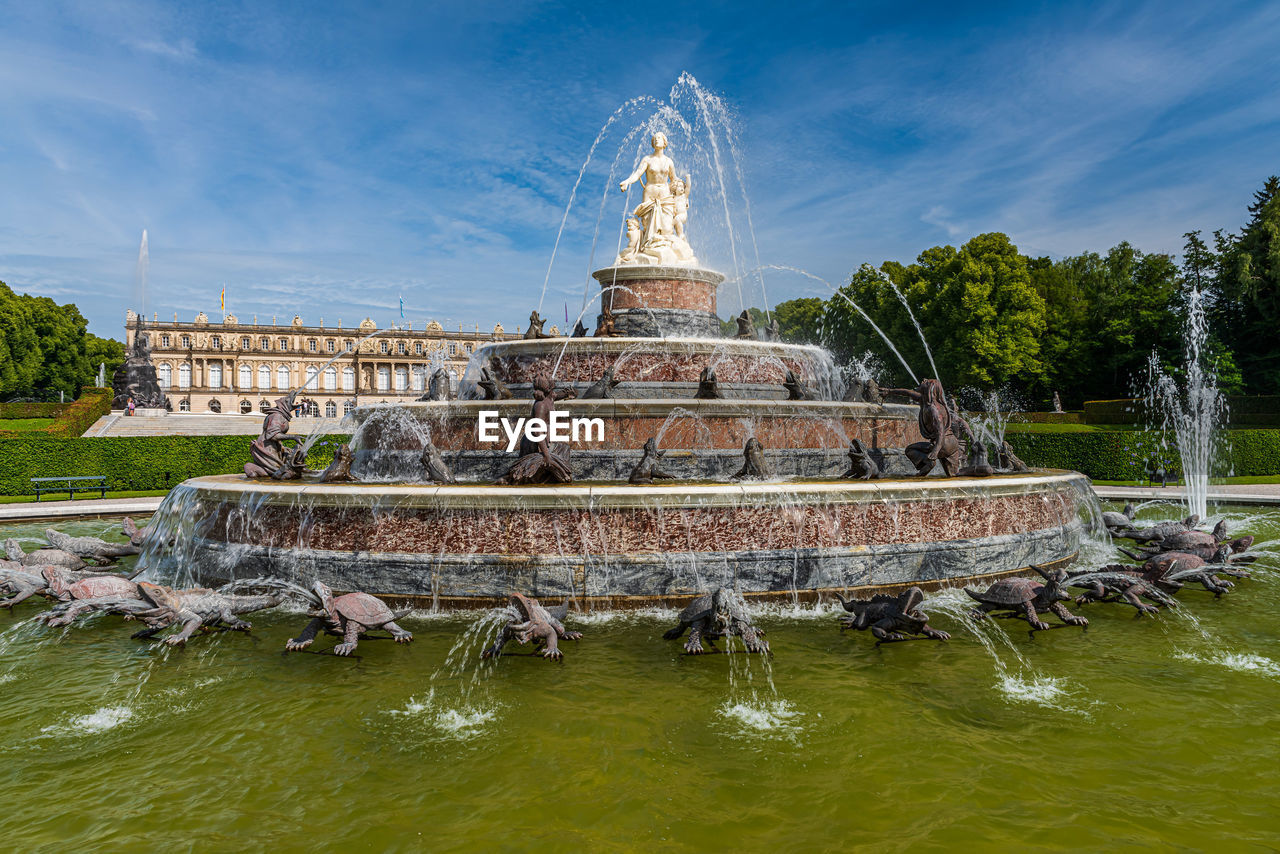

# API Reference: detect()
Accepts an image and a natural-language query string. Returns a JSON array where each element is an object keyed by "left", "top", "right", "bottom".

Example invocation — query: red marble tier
[
  {"left": 472, "top": 338, "right": 833, "bottom": 387},
  {"left": 207, "top": 489, "right": 1079, "bottom": 555},
  {"left": 592, "top": 265, "right": 724, "bottom": 314},
  {"left": 354, "top": 401, "right": 921, "bottom": 452}
]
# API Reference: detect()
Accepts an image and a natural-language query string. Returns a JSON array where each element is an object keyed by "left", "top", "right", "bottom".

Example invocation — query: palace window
[
  {"left": 324, "top": 366, "right": 337, "bottom": 391},
  {"left": 161, "top": 334, "right": 170, "bottom": 347},
  {"left": 325, "top": 401, "right": 337, "bottom": 418},
  {"left": 239, "top": 365, "right": 252, "bottom": 388},
  {"left": 343, "top": 400, "right": 355, "bottom": 415},
  {"left": 178, "top": 364, "right": 191, "bottom": 389},
  {"left": 277, "top": 365, "right": 290, "bottom": 389},
  {"left": 345, "top": 340, "right": 353, "bottom": 352},
  {"left": 240, "top": 400, "right": 252, "bottom": 414},
  {"left": 326, "top": 339, "right": 335, "bottom": 353},
  {"left": 308, "top": 339, "right": 317, "bottom": 353},
  {"left": 179, "top": 399, "right": 190, "bottom": 412},
  {"left": 380, "top": 340, "right": 389, "bottom": 354},
  {"left": 260, "top": 400, "right": 272, "bottom": 414},
  {"left": 260, "top": 337, "right": 269, "bottom": 350},
  {"left": 181, "top": 335, "right": 191, "bottom": 348},
  {"left": 258, "top": 365, "right": 271, "bottom": 389},
  {"left": 208, "top": 399, "right": 221, "bottom": 413},
  {"left": 464, "top": 343, "right": 472, "bottom": 354},
  {"left": 397, "top": 341, "right": 406, "bottom": 355},
  {"left": 157, "top": 363, "right": 171, "bottom": 389},
  {"left": 448, "top": 342, "right": 457, "bottom": 356},
  {"left": 305, "top": 366, "right": 318, "bottom": 391},
  {"left": 377, "top": 367, "right": 390, "bottom": 391},
  {"left": 241, "top": 337, "right": 250, "bottom": 349},
  {"left": 208, "top": 363, "right": 223, "bottom": 388},
  {"left": 211, "top": 335, "right": 221, "bottom": 350},
  {"left": 394, "top": 366, "right": 408, "bottom": 391},
  {"left": 342, "top": 366, "right": 355, "bottom": 392},
  {"left": 278, "top": 338, "right": 288, "bottom": 351},
  {"left": 412, "top": 367, "right": 426, "bottom": 392},
  {"left": 414, "top": 341, "right": 423, "bottom": 355}
]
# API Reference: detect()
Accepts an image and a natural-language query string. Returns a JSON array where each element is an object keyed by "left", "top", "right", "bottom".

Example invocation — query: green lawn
[
  {"left": 1003, "top": 422, "right": 1140, "bottom": 433},
  {"left": 0, "top": 418, "right": 56, "bottom": 432},
  {"left": 0, "top": 489, "right": 170, "bottom": 505}
]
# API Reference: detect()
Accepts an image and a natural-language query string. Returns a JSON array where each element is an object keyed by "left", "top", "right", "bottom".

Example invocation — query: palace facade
[{"left": 125, "top": 310, "right": 526, "bottom": 416}]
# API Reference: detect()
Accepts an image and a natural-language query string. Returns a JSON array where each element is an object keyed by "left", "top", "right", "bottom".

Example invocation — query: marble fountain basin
[{"left": 159, "top": 469, "right": 1092, "bottom": 609}]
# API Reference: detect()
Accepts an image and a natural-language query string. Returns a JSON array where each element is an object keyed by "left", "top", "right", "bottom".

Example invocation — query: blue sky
[{"left": 1, "top": 0, "right": 1278, "bottom": 339}]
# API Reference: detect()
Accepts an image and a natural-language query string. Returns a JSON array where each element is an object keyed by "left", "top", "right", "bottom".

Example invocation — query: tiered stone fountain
[{"left": 148, "top": 133, "right": 1092, "bottom": 608}]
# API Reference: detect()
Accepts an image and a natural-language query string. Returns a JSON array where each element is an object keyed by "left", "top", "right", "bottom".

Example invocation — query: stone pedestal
[{"left": 591, "top": 265, "right": 724, "bottom": 337}]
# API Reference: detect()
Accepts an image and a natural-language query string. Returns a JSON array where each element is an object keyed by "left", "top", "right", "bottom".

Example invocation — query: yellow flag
[{"left": 221, "top": 287, "right": 225, "bottom": 312}]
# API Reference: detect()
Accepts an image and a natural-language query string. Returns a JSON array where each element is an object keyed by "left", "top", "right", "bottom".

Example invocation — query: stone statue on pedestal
[
  {"left": 616, "top": 133, "right": 698, "bottom": 267},
  {"left": 111, "top": 328, "right": 168, "bottom": 410}
]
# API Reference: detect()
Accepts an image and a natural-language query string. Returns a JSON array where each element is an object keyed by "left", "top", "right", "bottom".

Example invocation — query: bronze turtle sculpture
[
  {"left": 663, "top": 587, "right": 768, "bottom": 654},
  {"left": 966, "top": 565, "right": 1088, "bottom": 630},
  {"left": 285, "top": 581, "right": 413, "bottom": 656}
]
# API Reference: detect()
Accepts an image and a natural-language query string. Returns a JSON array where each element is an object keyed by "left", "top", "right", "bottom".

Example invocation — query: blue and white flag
[{"left": 399, "top": 294, "right": 404, "bottom": 319}]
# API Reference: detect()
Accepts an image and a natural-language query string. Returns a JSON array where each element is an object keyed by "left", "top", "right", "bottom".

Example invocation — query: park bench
[{"left": 30, "top": 475, "right": 108, "bottom": 501}]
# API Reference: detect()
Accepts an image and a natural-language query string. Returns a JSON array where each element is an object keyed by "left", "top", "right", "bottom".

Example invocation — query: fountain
[
  {"left": 1142, "top": 287, "right": 1227, "bottom": 520},
  {"left": 139, "top": 90, "right": 1093, "bottom": 608}
]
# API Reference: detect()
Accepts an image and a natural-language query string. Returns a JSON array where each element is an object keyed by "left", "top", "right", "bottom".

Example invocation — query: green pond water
[{"left": 1, "top": 505, "right": 1278, "bottom": 851}]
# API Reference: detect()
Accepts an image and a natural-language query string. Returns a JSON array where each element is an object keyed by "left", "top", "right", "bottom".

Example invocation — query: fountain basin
[{"left": 162, "top": 469, "right": 1091, "bottom": 608}]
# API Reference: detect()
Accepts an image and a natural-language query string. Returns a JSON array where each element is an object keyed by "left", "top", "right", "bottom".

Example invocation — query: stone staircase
[{"left": 82, "top": 413, "right": 336, "bottom": 438}]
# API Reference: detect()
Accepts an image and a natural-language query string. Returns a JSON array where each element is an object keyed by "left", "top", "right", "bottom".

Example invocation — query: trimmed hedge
[
  {"left": 0, "top": 401, "right": 68, "bottom": 419},
  {"left": 47, "top": 388, "right": 113, "bottom": 437},
  {"left": 1083, "top": 396, "right": 1280, "bottom": 427},
  {"left": 0, "top": 434, "right": 342, "bottom": 495},
  {"left": 1009, "top": 429, "right": 1280, "bottom": 480}
]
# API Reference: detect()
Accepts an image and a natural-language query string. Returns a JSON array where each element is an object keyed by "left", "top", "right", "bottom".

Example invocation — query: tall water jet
[
  {"left": 1142, "top": 287, "right": 1227, "bottom": 520},
  {"left": 133, "top": 230, "right": 150, "bottom": 318}
]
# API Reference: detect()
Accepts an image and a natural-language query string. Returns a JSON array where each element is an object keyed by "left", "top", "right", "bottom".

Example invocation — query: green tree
[
  {"left": 1217, "top": 175, "right": 1280, "bottom": 391},
  {"left": 85, "top": 334, "right": 126, "bottom": 388},
  {"left": 770, "top": 297, "right": 825, "bottom": 345},
  {"left": 0, "top": 283, "right": 42, "bottom": 397}
]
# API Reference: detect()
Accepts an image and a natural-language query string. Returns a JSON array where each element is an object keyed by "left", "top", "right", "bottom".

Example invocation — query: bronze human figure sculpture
[
  {"left": 880, "top": 379, "right": 963, "bottom": 477},
  {"left": 693, "top": 365, "right": 723, "bottom": 399},
  {"left": 245, "top": 393, "right": 304, "bottom": 479},
  {"left": 735, "top": 310, "right": 754, "bottom": 340},
  {"left": 571, "top": 319, "right": 588, "bottom": 337},
  {"left": 841, "top": 438, "right": 880, "bottom": 479},
  {"left": 629, "top": 438, "right": 677, "bottom": 484},
  {"left": 498, "top": 373, "right": 576, "bottom": 484}
]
